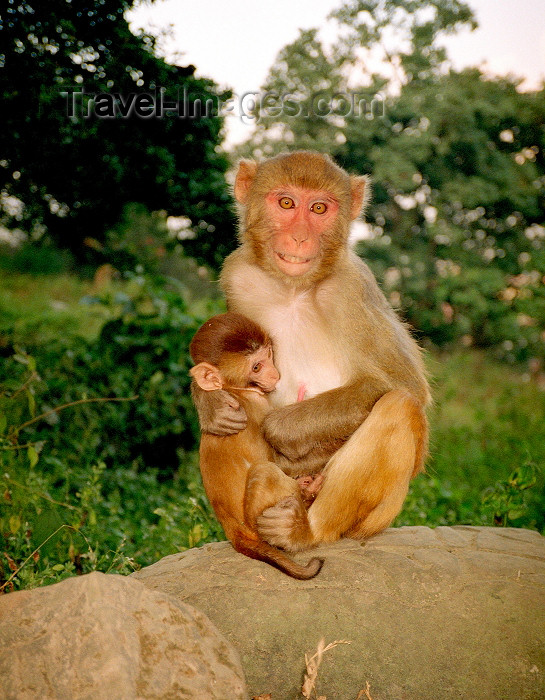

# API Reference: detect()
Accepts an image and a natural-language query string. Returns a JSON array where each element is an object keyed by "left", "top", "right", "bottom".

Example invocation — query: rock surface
[
  {"left": 0, "top": 571, "right": 246, "bottom": 700},
  {"left": 133, "top": 526, "right": 545, "bottom": 700}
]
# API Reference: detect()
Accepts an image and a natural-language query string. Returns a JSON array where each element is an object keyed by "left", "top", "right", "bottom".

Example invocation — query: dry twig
[
  {"left": 301, "top": 637, "right": 351, "bottom": 699},
  {"left": 356, "top": 681, "right": 374, "bottom": 700}
]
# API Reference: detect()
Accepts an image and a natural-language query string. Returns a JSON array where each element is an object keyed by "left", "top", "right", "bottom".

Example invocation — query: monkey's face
[
  {"left": 234, "top": 153, "right": 369, "bottom": 286},
  {"left": 263, "top": 186, "right": 340, "bottom": 279},
  {"left": 246, "top": 344, "right": 280, "bottom": 393}
]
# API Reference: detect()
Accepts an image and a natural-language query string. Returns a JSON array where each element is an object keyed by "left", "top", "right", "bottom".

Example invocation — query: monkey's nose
[{"left": 291, "top": 227, "right": 310, "bottom": 244}]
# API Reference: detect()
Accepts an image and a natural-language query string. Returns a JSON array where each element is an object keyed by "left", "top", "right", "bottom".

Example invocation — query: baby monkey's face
[{"left": 246, "top": 344, "right": 280, "bottom": 393}]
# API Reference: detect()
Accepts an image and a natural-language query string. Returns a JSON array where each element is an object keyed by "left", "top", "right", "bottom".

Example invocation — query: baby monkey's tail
[{"left": 233, "top": 525, "right": 324, "bottom": 580}]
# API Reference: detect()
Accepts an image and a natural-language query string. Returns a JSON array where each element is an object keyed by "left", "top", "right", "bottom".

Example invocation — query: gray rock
[
  {"left": 0, "top": 571, "right": 246, "bottom": 700},
  {"left": 132, "top": 526, "right": 545, "bottom": 700}
]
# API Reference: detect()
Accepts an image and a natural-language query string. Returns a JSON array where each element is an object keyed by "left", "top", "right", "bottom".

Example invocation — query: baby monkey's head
[{"left": 189, "top": 312, "right": 280, "bottom": 393}]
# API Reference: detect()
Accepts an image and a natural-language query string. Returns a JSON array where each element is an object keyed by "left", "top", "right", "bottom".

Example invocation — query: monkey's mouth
[
  {"left": 275, "top": 251, "right": 315, "bottom": 274},
  {"left": 248, "top": 381, "right": 273, "bottom": 393}
]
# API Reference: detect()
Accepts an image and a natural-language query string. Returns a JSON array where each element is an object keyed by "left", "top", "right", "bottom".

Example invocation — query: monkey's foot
[{"left": 257, "top": 495, "right": 314, "bottom": 552}]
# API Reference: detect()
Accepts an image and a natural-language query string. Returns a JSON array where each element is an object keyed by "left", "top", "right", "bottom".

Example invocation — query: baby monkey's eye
[
  {"left": 279, "top": 197, "right": 294, "bottom": 209},
  {"left": 252, "top": 363, "right": 262, "bottom": 373},
  {"left": 311, "top": 202, "right": 327, "bottom": 214}
]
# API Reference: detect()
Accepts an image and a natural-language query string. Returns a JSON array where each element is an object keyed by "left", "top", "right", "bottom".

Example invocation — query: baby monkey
[{"left": 189, "top": 312, "right": 324, "bottom": 579}]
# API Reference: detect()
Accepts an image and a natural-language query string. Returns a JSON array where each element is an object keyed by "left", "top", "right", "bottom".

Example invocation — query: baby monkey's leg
[{"left": 244, "top": 461, "right": 302, "bottom": 531}]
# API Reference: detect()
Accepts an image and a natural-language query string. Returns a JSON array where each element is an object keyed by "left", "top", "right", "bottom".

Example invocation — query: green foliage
[
  {"left": 236, "top": 0, "right": 477, "bottom": 159},
  {"left": 0, "top": 298, "right": 225, "bottom": 592},
  {"left": 482, "top": 462, "right": 539, "bottom": 527},
  {"left": 105, "top": 203, "right": 172, "bottom": 274},
  {"left": 242, "top": 28, "right": 349, "bottom": 154},
  {"left": 401, "top": 462, "right": 543, "bottom": 531},
  {"left": 0, "top": 0, "right": 236, "bottom": 269},
  {"left": 350, "top": 69, "right": 545, "bottom": 366},
  {"left": 0, "top": 271, "right": 109, "bottom": 345},
  {"left": 0, "top": 242, "right": 73, "bottom": 274},
  {"left": 330, "top": 0, "right": 476, "bottom": 85},
  {"left": 396, "top": 474, "right": 487, "bottom": 527},
  {"left": 2, "top": 273, "right": 224, "bottom": 475}
]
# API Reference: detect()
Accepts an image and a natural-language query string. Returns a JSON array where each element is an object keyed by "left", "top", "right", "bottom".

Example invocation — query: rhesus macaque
[
  {"left": 193, "top": 151, "right": 431, "bottom": 553},
  {"left": 189, "top": 312, "right": 324, "bottom": 579}
]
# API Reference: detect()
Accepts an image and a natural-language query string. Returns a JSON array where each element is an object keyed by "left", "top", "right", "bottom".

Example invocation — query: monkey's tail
[{"left": 233, "top": 525, "right": 324, "bottom": 580}]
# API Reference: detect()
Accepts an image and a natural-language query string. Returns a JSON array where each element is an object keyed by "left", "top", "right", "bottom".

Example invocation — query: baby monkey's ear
[{"left": 189, "top": 362, "right": 223, "bottom": 391}]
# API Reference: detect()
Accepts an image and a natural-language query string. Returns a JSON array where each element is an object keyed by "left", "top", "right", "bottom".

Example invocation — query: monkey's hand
[{"left": 191, "top": 381, "right": 247, "bottom": 435}]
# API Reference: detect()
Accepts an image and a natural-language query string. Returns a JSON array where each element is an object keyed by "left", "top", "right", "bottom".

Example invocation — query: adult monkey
[{"left": 193, "top": 151, "right": 431, "bottom": 552}]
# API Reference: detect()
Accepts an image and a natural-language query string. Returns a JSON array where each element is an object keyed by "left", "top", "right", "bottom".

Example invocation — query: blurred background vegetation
[{"left": 1, "top": 0, "right": 543, "bottom": 592}]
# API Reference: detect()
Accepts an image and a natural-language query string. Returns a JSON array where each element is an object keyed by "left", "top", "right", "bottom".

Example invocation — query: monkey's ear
[
  {"left": 349, "top": 175, "right": 371, "bottom": 220},
  {"left": 189, "top": 363, "right": 223, "bottom": 391},
  {"left": 234, "top": 160, "right": 258, "bottom": 204}
]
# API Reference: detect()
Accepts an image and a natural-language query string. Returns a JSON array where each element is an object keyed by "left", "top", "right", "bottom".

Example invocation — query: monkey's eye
[
  {"left": 252, "top": 362, "right": 262, "bottom": 373},
  {"left": 311, "top": 202, "right": 327, "bottom": 214},
  {"left": 279, "top": 197, "right": 294, "bottom": 209}
]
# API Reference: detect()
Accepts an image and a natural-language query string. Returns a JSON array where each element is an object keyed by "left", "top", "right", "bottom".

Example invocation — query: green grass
[
  {"left": 0, "top": 271, "right": 112, "bottom": 344},
  {"left": 430, "top": 351, "right": 545, "bottom": 488},
  {"left": 0, "top": 265, "right": 221, "bottom": 346},
  {"left": 398, "top": 350, "right": 545, "bottom": 530}
]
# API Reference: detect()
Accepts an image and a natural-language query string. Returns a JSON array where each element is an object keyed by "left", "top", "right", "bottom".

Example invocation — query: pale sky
[{"left": 129, "top": 0, "right": 545, "bottom": 145}]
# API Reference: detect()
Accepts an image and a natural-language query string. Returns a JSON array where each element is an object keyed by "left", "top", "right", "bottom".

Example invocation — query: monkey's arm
[
  {"left": 263, "top": 378, "right": 390, "bottom": 461},
  {"left": 273, "top": 438, "right": 347, "bottom": 476},
  {"left": 191, "top": 381, "right": 248, "bottom": 435}
]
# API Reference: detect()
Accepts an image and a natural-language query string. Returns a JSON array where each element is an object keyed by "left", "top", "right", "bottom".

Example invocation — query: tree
[
  {"left": 238, "top": 28, "right": 349, "bottom": 158},
  {"left": 236, "top": 0, "right": 476, "bottom": 159},
  {"left": 0, "top": 0, "right": 236, "bottom": 269},
  {"left": 331, "top": 0, "right": 476, "bottom": 86},
  {"left": 347, "top": 70, "right": 545, "bottom": 362}
]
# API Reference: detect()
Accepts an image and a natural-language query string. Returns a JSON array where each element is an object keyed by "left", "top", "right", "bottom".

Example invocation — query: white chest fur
[
  {"left": 264, "top": 293, "right": 345, "bottom": 406},
  {"left": 226, "top": 263, "right": 349, "bottom": 406}
]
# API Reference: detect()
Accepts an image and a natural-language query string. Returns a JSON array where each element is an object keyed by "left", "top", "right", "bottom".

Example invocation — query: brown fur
[
  {"left": 190, "top": 312, "right": 270, "bottom": 367},
  {"left": 194, "top": 151, "right": 430, "bottom": 552},
  {"left": 189, "top": 313, "right": 324, "bottom": 579}
]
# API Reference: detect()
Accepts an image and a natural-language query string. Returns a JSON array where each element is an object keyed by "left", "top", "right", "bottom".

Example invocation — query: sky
[{"left": 128, "top": 0, "right": 545, "bottom": 145}]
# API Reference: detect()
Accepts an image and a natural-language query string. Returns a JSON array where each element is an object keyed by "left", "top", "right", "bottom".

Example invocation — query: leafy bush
[
  {"left": 360, "top": 236, "right": 545, "bottom": 366},
  {"left": 398, "top": 464, "right": 542, "bottom": 531},
  {"left": 481, "top": 462, "right": 540, "bottom": 527},
  {"left": 0, "top": 243, "right": 74, "bottom": 275},
  {"left": 3, "top": 273, "right": 224, "bottom": 476},
  {"left": 0, "top": 346, "right": 224, "bottom": 592},
  {"left": 0, "top": 274, "right": 228, "bottom": 591}
]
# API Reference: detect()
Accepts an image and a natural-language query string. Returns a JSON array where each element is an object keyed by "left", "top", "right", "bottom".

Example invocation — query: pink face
[
  {"left": 264, "top": 186, "right": 340, "bottom": 277},
  {"left": 248, "top": 344, "right": 280, "bottom": 392}
]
